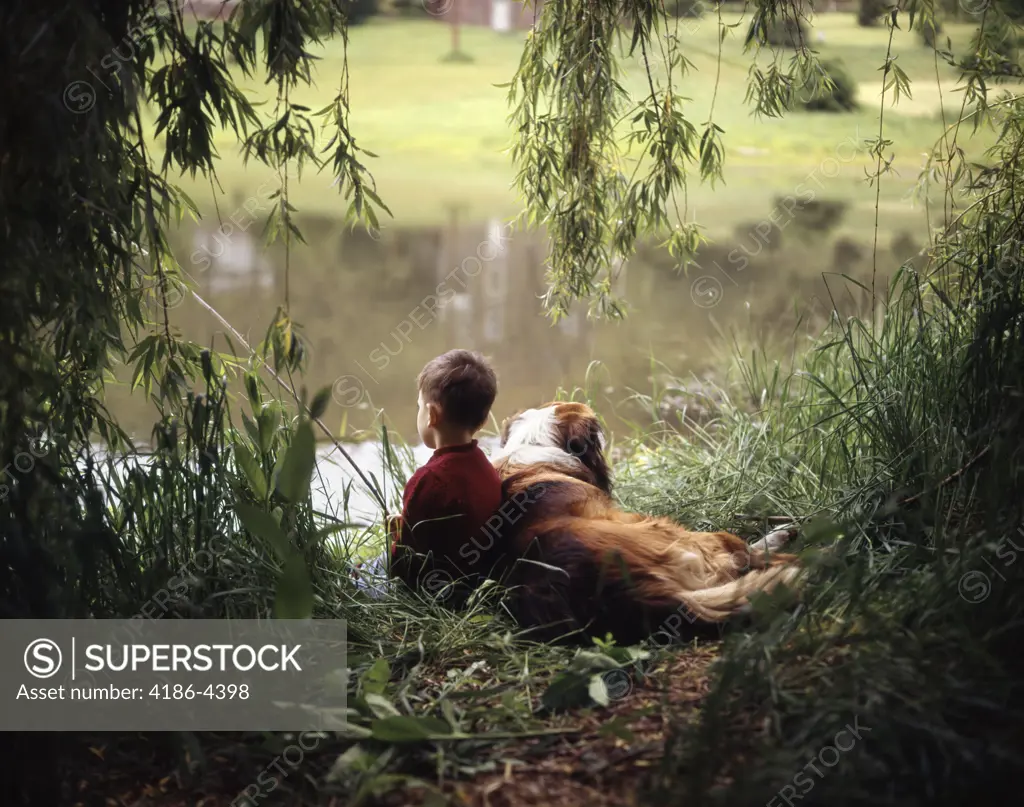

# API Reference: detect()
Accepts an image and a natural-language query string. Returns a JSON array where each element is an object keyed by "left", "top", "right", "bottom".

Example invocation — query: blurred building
[
  {"left": 180, "top": 0, "right": 240, "bottom": 20},
  {"left": 425, "top": 0, "right": 542, "bottom": 30}
]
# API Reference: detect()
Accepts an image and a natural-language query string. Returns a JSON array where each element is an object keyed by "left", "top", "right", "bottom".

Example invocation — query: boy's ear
[{"left": 427, "top": 402, "right": 442, "bottom": 428}]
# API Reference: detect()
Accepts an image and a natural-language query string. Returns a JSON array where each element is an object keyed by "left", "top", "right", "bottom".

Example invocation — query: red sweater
[{"left": 390, "top": 441, "right": 502, "bottom": 584}]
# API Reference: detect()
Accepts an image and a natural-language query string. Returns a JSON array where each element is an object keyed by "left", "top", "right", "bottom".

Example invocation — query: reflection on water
[
  {"left": 191, "top": 223, "right": 274, "bottom": 293},
  {"left": 104, "top": 200, "right": 926, "bottom": 443}
]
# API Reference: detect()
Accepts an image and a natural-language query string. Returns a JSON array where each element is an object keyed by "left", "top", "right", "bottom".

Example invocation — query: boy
[{"left": 352, "top": 350, "right": 503, "bottom": 599}]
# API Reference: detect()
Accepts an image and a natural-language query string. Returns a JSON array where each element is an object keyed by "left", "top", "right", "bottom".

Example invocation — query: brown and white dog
[{"left": 482, "top": 401, "right": 802, "bottom": 644}]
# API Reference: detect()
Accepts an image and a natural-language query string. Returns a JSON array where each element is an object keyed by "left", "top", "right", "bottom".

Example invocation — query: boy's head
[{"left": 416, "top": 350, "right": 497, "bottom": 448}]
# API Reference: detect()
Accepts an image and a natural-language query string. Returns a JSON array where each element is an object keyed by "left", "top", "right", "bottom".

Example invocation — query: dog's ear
[
  {"left": 499, "top": 408, "right": 528, "bottom": 448},
  {"left": 499, "top": 415, "right": 514, "bottom": 448},
  {"left": 563, "top": 415, "right": 611, "bottom": 494}
]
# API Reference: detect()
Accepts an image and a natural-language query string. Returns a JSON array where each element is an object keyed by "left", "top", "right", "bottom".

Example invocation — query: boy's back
[{"left": 392, "top": 440, "right": 502, "bottom": 582}]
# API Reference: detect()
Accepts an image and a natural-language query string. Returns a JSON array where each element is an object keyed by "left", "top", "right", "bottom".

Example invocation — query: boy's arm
[
  {"left": 389, "top": 468, "right": 436, "bottom": 588},
  {"left": 388, "top": 466, "right": 432, "bottom": 556},
  {"left": 391, "top": 468, "right": 470, "bottom": 590}
]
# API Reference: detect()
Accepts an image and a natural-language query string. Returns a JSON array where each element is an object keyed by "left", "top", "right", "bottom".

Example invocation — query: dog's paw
[{"left": 750, "top": 525, "right": 797, "bottom": 552}]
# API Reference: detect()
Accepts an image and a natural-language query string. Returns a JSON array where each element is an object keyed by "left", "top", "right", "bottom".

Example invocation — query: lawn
[{"left": 156, "top": 11, "right": 1014, "bottom": 233}]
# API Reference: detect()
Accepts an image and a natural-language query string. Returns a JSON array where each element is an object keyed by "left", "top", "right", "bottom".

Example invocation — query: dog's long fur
[{"left": 483, "top": 402, "right": 802, "bottom": 644}]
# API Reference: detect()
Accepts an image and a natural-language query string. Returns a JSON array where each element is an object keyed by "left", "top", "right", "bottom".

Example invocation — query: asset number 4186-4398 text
[{"left": 149, "top": 683, "right": 250, "bottom": 700}]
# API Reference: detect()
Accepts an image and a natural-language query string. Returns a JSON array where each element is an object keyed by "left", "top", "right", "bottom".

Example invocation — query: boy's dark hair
[{"left": 418, "top": 350, "right": 497, "bottom": 431}]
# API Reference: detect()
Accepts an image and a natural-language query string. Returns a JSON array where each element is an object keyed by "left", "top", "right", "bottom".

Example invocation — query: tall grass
[{"left": 617, "top": 113, "right": 1024, "bottom": 803}]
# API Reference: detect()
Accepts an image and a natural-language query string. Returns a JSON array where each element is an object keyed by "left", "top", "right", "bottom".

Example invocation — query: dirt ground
[{"left": 69, "top": 645, "right": 719, "bottom": 807}]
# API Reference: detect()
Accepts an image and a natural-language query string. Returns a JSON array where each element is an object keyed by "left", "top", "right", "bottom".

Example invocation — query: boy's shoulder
[
  {"left": 413, "top": 442, "right": 499, "bottom": 485},
  {"left": 427, "top": 441, "right": 493, "bottom": 464},
  {"left": 402, "top": 443, "right": 499, "bottom": 506}
]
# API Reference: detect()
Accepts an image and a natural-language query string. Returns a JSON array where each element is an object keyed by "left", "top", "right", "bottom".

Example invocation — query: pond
[{"left": 106, "top": 187, "right": 929, "bottom": 459}]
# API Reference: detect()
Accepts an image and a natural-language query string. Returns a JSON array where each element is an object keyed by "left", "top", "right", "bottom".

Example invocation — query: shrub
[
  {"left": 379, "top": 0, "right": 430, "bottom": 16},
  {"left": 764, "top": 15, "right": 809, "bottom": 48},
  {"left": 783, "top": 198, "right": 850, "bottom": 237},
  {"left": 832, "top": 236, "right": 865, "bottom": 273},
  {"left": 796, "top": 59, "right": 859, "bottom": 113},
  {"left": 857, "top": 0, "right": 890, "bottom": 27},
  {"left": 347, "top": 0, "right": 379, "bottom": 24},
  {"left": 891, "top": 231, "right": 923, "bottom": 266},
  {"left": 734, "top": 220, "right": 783, "bottom": 253}
]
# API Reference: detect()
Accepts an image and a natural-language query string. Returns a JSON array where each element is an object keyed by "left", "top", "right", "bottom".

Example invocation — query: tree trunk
[{"left": 451, "top": 0, "right": 460, "bottom": 54}]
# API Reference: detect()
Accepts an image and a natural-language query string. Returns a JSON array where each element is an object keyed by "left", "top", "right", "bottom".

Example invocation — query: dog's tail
[{"left": 675, "top": 564, "right": 804, "bottom": 623}]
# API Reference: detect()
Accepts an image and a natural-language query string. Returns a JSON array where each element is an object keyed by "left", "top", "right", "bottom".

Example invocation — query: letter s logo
[{"left": 24, "top": 639, "right": 62, "bottom": 679}]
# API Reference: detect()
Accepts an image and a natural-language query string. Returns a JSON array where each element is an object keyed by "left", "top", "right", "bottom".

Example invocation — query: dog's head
[{"left": 497, "top": 401, "right": 611, "bottom": 494}]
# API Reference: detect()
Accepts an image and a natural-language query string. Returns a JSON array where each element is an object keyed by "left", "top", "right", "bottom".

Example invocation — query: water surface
[{"left": 105, "top": 194, "right": 926, "bottom": 448}]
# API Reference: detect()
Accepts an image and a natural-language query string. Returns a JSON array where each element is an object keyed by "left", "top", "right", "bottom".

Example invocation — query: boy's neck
[{"left": 432, "top": 429, "right": 476, "bottom": 451}]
